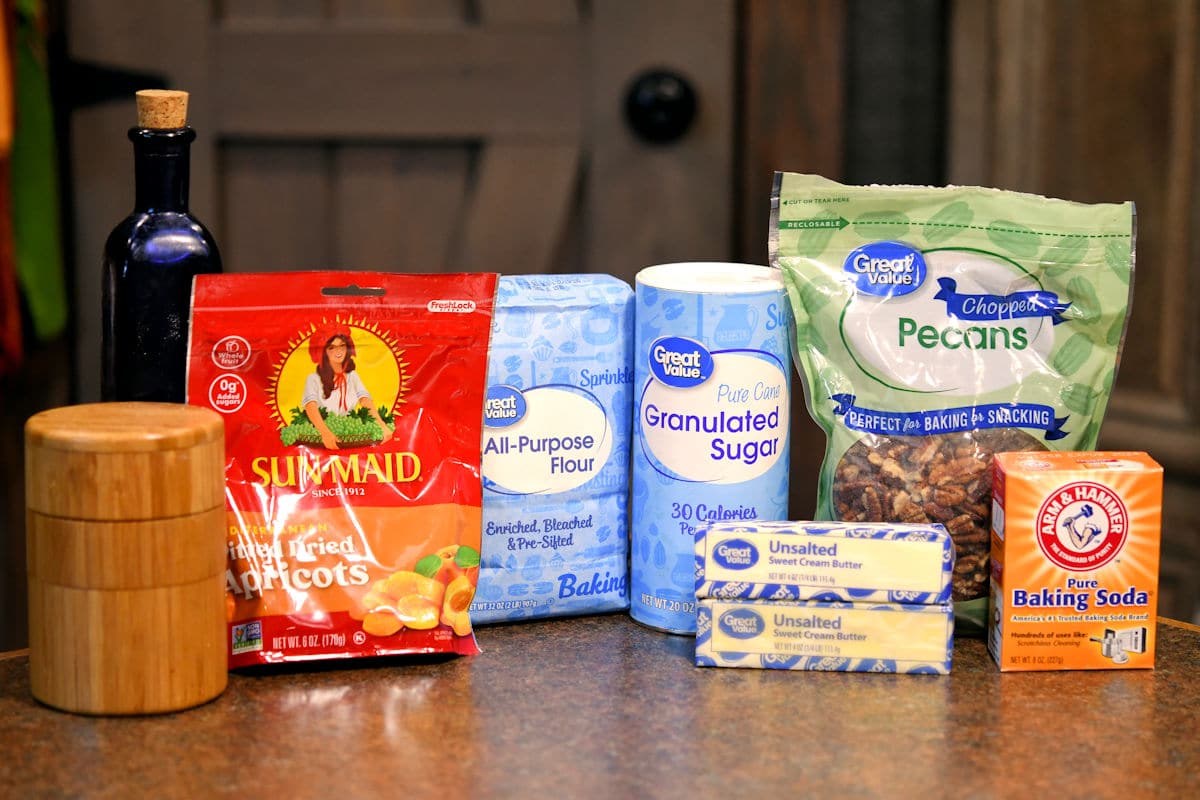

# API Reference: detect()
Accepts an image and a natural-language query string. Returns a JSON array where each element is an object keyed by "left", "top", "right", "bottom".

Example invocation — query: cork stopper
[{"left": 136, "top": 89, "right": 189, "bottom": 129}]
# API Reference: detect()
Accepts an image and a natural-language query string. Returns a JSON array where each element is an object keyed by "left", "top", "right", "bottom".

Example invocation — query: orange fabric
[{"left": 0, "top": 1, "right": 23, "bottom": 377}]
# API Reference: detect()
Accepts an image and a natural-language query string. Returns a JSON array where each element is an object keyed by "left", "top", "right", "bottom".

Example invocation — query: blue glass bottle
[{"left": 101, "top": 99, "right": 221, "bottom": 402}]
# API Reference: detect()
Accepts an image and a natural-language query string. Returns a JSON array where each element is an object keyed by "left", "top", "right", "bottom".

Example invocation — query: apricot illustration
[
  {"left": 362, "top": 608, "right": 403, "bottom": 637},
  {"left": 385, "top": 570, "right": 445, "bottom": 607},
  {"left": 443, "top": 575, "right": 475, "bottom": 614},
  {"left": 393, "top": 594, "right": 440, "bottom": 630},
  {"left": 441, "top": 608, "right": 472, "bottom": 637}
]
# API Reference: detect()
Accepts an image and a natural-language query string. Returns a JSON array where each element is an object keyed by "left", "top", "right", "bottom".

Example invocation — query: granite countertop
[{"left": 2, "top": 615, "right": 1197, "bottom": 798}]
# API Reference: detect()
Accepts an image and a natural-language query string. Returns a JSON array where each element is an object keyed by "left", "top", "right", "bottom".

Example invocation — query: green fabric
[{"left": 10, "top": 2, "right": 67, "bottom": 340}]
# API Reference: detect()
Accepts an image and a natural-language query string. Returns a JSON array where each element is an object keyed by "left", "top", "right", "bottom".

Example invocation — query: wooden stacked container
[{"left": 25, "top": 402, "right": 227, "bottom": 714}]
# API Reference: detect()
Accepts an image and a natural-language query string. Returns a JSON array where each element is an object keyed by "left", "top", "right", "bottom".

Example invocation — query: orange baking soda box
[
  {"left": 187, "top": 272, "right": 496, "bottom": 667},
  {"left": 989, "top": 451, "right": 1162, "bottom": 671}
]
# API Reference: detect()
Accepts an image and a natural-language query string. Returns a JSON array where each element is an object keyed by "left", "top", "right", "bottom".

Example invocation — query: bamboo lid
[
  {"left": 25, "top": 402, "right": 225, "bottom": 520},
  {"left": 26, "top": 402, "right": 221, "bottom": 452},
  {"left": 136, "top": 89, "right": 188, "bottom": 129}
]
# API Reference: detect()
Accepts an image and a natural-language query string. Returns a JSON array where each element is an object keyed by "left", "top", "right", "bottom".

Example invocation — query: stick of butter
[
  {"left": 695, "top": 520, "right": 953, "bottom": 603},
  {"left": 696, "top": 599, "right": 953, "bottom": 674}
]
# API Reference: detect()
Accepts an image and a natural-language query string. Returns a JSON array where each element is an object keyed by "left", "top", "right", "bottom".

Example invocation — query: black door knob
[{"left": 624, "top": 69, "right": 698, "bottom": 145}]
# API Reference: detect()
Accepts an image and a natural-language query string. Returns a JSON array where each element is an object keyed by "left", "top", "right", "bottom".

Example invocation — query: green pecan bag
[{"left": 768, "top": 173, "right": 1135, "bottom": 633}]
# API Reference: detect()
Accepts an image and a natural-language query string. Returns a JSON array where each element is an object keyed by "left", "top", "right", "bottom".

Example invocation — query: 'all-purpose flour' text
[{"left": 483, "top": 433, "right": 597, "bottom": 475}]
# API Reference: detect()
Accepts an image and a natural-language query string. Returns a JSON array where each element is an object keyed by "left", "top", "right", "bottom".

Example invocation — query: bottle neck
[{"left": 131, "top": 127, "right": 195, "bottom": 212}]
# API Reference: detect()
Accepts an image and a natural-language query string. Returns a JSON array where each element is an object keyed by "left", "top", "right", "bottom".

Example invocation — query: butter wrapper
[
  {"left": 695, "top": 520, "right": 953, "bottom": 604},
  {"left": 696, "top": 598, "right": 953, "bottom": 674}
]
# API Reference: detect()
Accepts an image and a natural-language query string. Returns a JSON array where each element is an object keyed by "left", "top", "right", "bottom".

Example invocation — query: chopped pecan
[
  {"left": 953, "top": 529, "right": 990, "bottom": 545},
  {"left": 861, "top": 486, "right": 883, "bottom": 521},
  {"left": 962, "top": 501, "right": 989, "bottom": 520},
  {"left": 945, "top": 513, "right": 976, "bottom": 536},
  {"left": 933, "top": 486, "right": 967, "bottom": 507},
  {"left": 965, "top": 479, "right": 990, "bottom": 502},
  {"left": 923, "top": 501, "right": 956, "bottom": 523},
  {"left": 879, "top": 458, "right": 907, "bottom": 486}
]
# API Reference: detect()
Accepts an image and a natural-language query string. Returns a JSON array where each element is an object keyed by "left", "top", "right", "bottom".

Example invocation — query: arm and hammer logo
[{"left": 1036, "top": 481, "right": 1129, "bottom": 571}]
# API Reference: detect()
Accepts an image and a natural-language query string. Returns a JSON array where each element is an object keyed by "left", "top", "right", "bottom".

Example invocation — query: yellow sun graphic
[{"left": 267, "top": 315, "right": 410, "bottom": 430}]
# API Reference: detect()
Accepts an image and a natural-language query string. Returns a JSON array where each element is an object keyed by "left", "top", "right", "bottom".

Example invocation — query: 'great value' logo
[
  {"left": 844, "top": 240, "right": 926, "bottom": 298},
  {"left": 484, "top": 385, "right": 526, "bottom": 428},
  {"left": 648, "top": 336, "right": 713, "bottom": 388},
  {"left": 712, "top": 538, "right": 759, "bottom": 570},
  {"left": 718, "top": 608, "right": 765, "bottom": 639}
]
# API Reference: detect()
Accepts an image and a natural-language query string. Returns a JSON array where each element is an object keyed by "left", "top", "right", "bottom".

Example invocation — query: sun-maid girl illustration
[{"left": 303, "top": 327, "right": 394, "bottom": 450}]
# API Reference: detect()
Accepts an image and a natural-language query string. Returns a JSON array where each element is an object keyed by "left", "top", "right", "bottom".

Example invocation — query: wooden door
[
  {"left": 949, "top": 0, "right": 1200, "bottom": 623},
  {"left": 67, "top": 0, "right": 735, "bottom": 400}
]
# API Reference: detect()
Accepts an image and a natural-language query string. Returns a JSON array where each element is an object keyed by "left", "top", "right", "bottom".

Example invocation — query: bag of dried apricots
[
  {"left": 187, "top": 272, "right": 496, "bottom": 666},
  {"left": 769, "top": 173, "right": 1134, "bottom": 634}
]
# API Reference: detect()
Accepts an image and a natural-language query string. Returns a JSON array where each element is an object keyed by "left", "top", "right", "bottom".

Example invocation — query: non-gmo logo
[
  {"left": 718, "top": 608, "right": 765, "bottom": 639},
  {"left": 231, "top": 620, "right": 263, "bottom": 654},
  {"left": 844, "top": 240, "right": 927, "bottom": 298},
  {"left": 648, "top": 336, "right": 713, "bottom": 388},
  {"left": 484, "top": 385, "right": 526, "bottom": 427},
  {"left": 1036, "top": 481, "right": 1129, "bottom": 571},
  {"left": 712, "top": 538, "right": 759, "bottom": 571}
]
